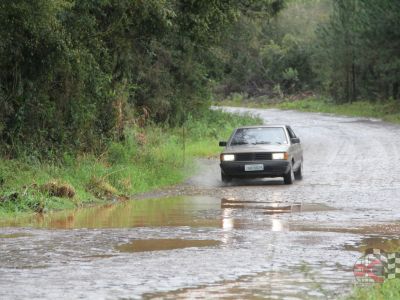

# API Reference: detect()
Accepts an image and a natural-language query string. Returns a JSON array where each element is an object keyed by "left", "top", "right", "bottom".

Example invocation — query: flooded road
[{"left": 2, "top": 107, "right": 400, "bottom": 299}]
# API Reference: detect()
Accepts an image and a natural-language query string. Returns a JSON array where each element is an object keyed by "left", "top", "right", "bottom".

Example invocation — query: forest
[{"left": 1, "top": 0, "right": 399, "bottom": 157}]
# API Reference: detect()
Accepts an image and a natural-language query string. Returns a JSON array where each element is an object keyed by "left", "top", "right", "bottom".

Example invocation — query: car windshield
[{"left": 230, "top": 127, "right": 288, "bottom": 145}]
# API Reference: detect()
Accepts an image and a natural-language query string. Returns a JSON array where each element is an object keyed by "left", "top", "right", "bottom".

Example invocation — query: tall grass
[
  {"left": 0, "top": 109, "right": 261, "bottom": 216},
  {"left": 347, "top": 279, "right": 400, "bottom": 300}
]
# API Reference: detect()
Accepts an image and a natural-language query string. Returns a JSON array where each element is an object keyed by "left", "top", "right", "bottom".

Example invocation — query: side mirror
[
  {"left": 219, "top": 141, "right": 227, "bottom": 147},
  {"left": 291, "top": 137, "right": 300, "bottom": 144}
]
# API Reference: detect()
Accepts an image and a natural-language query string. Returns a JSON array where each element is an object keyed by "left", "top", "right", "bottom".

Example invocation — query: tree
[
  {"left": 315, "top": 0, "right": 400, "bottom": 101},
  {"left": 0, "top": 0, "right": 286, "bottom": 157}
]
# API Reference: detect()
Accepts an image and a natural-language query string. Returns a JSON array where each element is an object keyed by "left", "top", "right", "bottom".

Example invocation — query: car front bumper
[{"left": 220, "top": 160, "right": 290, "bottom": 178}]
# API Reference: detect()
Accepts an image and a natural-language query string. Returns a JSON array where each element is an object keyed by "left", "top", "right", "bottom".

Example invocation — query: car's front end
[
  {"left": 219, "top": 125, "right": 302, "bottom": 184},
  {"left": 220, "top": 146, "right": 291, "bottom": 179}
]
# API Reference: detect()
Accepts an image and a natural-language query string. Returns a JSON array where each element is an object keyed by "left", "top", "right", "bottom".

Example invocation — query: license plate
[{"left": 245, "top": 164, "right": 264, "bottom": 171}]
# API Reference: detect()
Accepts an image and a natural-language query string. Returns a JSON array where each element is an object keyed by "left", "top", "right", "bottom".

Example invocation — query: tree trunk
[
  {"left": 351, "top": 62, "right": 356, "bottom": 102},
  {"left": 346, "top": 64, "right": 351, "bottom": 103},
  {"left": 393, "top": 82, "right": 399, "bottom": 100}
]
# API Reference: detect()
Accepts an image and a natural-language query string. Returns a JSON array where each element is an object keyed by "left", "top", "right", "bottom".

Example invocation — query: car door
[{"left": 286, "top": 126, "right": 302, "bottom": 169}]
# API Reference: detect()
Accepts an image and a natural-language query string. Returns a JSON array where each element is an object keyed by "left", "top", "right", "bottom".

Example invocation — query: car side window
[{"left": 287, "top": 126, "right": 296, "bottom": 139}]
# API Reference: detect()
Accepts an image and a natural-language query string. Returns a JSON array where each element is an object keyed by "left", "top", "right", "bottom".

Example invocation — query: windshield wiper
[{"left": 254, "top": 141, "right": 271, "bottom": 145}]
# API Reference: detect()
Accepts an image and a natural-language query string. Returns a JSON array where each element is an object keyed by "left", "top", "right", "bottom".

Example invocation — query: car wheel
[
  {"left": 283, "top": 165, "right": 295, "bottom": 184},
  {"left": 221, "top": 172, "right": 232, "bottom": 183},
  {"left": 294, "top": 162, "right": 303, "bottom": 180}
]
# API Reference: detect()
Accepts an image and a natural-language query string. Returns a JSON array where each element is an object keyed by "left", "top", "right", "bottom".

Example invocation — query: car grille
[{"left": 235, "top": 152, "right": 272, "bottom": 161}]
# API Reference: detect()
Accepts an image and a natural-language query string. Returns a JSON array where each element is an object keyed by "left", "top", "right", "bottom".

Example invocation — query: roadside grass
[
  {"left": 346, "top": 279, "right": 400, "bottom": 300},
  {"left": 0, "top": 109, "right": 261, "bottom": 216},
  {"left": 277, "top": 98, "right": 400, "bottom": 123},
  {"left": 216, "top": 97, "right": 400, "bottom": 124}
]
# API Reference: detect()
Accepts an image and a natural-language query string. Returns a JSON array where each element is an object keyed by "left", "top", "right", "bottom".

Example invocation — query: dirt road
[{"left": 1, "top": 107, "right": 400, "bottom": 299}]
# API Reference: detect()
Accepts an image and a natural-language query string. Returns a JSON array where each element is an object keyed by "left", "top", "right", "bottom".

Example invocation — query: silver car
[{"left": 219, "top": 125, "right": 303, "bottom": 184}]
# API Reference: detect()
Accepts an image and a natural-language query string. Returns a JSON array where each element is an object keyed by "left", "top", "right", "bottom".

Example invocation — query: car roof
[{"left": 235, "top": 125, "right": 288, "bottom": 129}]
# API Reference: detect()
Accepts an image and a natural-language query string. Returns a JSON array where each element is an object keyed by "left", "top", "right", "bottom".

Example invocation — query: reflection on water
[
  {"left": 0, "top": 194, "right": 358, "bottom": 300},
  {"left": 221, "top": 197, "right": 334, "bottom": 215},
  {"left": 0, "top": 233, "right": 33, "bottom": 238},
  {"left": 222, "top": 208, "right": 235, "bottom": 231},
  {"left": 271, "top": 217, "right": 289, "bottom": 232},
  {"left": 116, "top": 239, "right": 221, "bottom": 253},
  {"left": 346, "top": 237, "right": 400, "bottom": 253},
  {"left": 144, "top": 267, "right": 351, "bottom": 300},
  {"left": 0, "top": 196, "right": 221, "bottom": 229},
  {"left": 0, "top": 195, "right": 333, "bottom": 233}
]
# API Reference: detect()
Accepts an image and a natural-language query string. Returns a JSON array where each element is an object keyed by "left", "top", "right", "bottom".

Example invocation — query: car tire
[
  {"left": 294, "top": 162, "right": 303, "bottom": 180},
  {"left": 283, "top": 165, "right": 295, "bottom": 184},
  {"left": 221, "top": 172, "right": 232, "bottom": 183}
]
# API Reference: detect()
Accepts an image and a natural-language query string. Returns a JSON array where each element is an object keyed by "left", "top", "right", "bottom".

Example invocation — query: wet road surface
[{"left": 1, "top": 107, "right": 400, "bottom": 299}]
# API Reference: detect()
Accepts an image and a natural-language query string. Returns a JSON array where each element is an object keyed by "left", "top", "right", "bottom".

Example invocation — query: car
[{"left": 219, "top": 125, "right": 303, "bottom": 184}]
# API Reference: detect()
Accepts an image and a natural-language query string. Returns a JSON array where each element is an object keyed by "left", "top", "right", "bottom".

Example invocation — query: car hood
[{"left": 222, "top": 144, "right": 290, "bottom": 153}]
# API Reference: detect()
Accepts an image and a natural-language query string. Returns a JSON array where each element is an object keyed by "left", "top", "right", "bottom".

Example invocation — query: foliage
[
  {"left": 2, "top": 0, "right": 400, "bottom": 156},
  {"left": 216, "top": 0, "right": 330, "bottom": 99},
  {"left": 0, "top": 0, "right": 279, "bottom": 157},
  {"left": 276, "top": 97, "right": 400, "bottom": 123},
  {"left": 216, "top": 0, "right": 400, "bottom": 107},
  {"left": 216, "top": 96, "right": 400, "bottom": 124},
  {"left": 347, "top": 279, "right": 400, "bottom": 300},
  {"left": 315, "top": 0, "right": 400, "bottom": 102},
  {"left": 0, "top": 109, "right": 261, "bottom": 215}
]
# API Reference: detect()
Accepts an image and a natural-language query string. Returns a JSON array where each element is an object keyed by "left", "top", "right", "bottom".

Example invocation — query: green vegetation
[
  {"left": 215, "top": 0, "right": 400, "bottom": 103},
  {"left": 217, "top": 97, "right": 400, "bottom": 123},
  {"left": 277, "top": 98, "right": 400, "bottom": 123},
  {"left": 314, "top": 0, "right": 400, "bottom": 103},
  {"left": 1, "top": 2, "right": 400, "bottom": 298},
  {"left": 347, "top": 280, "right": 400, "bottom": 300},
  {"left": 216, "top": 0, "right": 330, "bottom": 99},
  {"left": 0, "top": 109, "right": 261, "bottom": 216},
  {"left": 0, "top": 0, "right": 280, "bottom": 215},
  {"left": 215, "top": 0, "right": 400, "bottom": 125},
  {"left": 1, "top": 1, "right": 398, "bottom": 208},
  {"left": 0, "top": 0, "right": 282, "bottom": 156}
]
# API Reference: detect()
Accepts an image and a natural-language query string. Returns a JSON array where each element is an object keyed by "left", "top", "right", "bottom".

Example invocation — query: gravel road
[{"left": 1, "top": 107, "right": 400, "bottom": 299}]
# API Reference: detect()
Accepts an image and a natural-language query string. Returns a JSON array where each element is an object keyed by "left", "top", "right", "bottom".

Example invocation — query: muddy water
[
  {"left": 0, "top": 196, "right": 221, "bottom": 229},
  {"left": 0, "top": 233, "right": 32, "bottom": 238},
  {"left": 116, "top": 239, "right": 221, "bottom": 253},
  {"left": 2, "top": 107, "right": 400, "bottom": 299},
  {"left": 345, "top": 237, "right": 400, "bottom": 253},
  {"left": 0, "top": 195, "right": 362, "bottom": 299}
]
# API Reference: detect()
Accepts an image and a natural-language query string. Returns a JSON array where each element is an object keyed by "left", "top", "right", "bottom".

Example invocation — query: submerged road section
[{"left": 1, "top": 107, "right": 400, "bottom": 299}]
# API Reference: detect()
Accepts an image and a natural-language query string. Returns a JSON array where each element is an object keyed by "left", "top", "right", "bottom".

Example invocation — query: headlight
[
  {"left": 272, "top": 153, "right": 288, "bottom": 160},
  {"left": 221, "top": 154, "right": 235, "bottom": 161}
]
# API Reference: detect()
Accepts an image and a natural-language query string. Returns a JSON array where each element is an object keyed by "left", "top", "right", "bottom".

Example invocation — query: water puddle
[
  {"left": 291, "top": 222, "right": 400, "bottom": 235},
  {"left": 0, "top": 196, "right": 221, "bottom": 229},
  {"left": 345, "top": 237, "right": 400, "bottom": 253},
  {"left": 143, "top": 267, "right": 350, "bottom": 299},
  {"left": 82, "top": 254, "right": 117, "bottom": 259},
  {"left": 0, "top": 233, "right": 32, "bottom": 238},
  {"left": 0, "top": 195, "right": 336, "bottom": 233},
  {"left": 221, "top": 198, "right": 335, "bottom": 214},
  {"left": 116, "top": 239, "right": 221, "bottom": 253}
]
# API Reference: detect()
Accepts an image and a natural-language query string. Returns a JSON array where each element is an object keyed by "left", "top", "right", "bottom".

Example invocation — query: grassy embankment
[
  {"left": 0, "top": 109, "right": 261, "bottom": 217},
  {"left": 346, "top": 279, "right": 400, "bottom": 300},
  {"left": 217, "top": 94, "right": 400, "bottom": 124}
]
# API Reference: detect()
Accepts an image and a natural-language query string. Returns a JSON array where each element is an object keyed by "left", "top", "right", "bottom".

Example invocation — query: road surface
[{"left": 1, "top": 107, "right": 400, "bottom": 299}]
